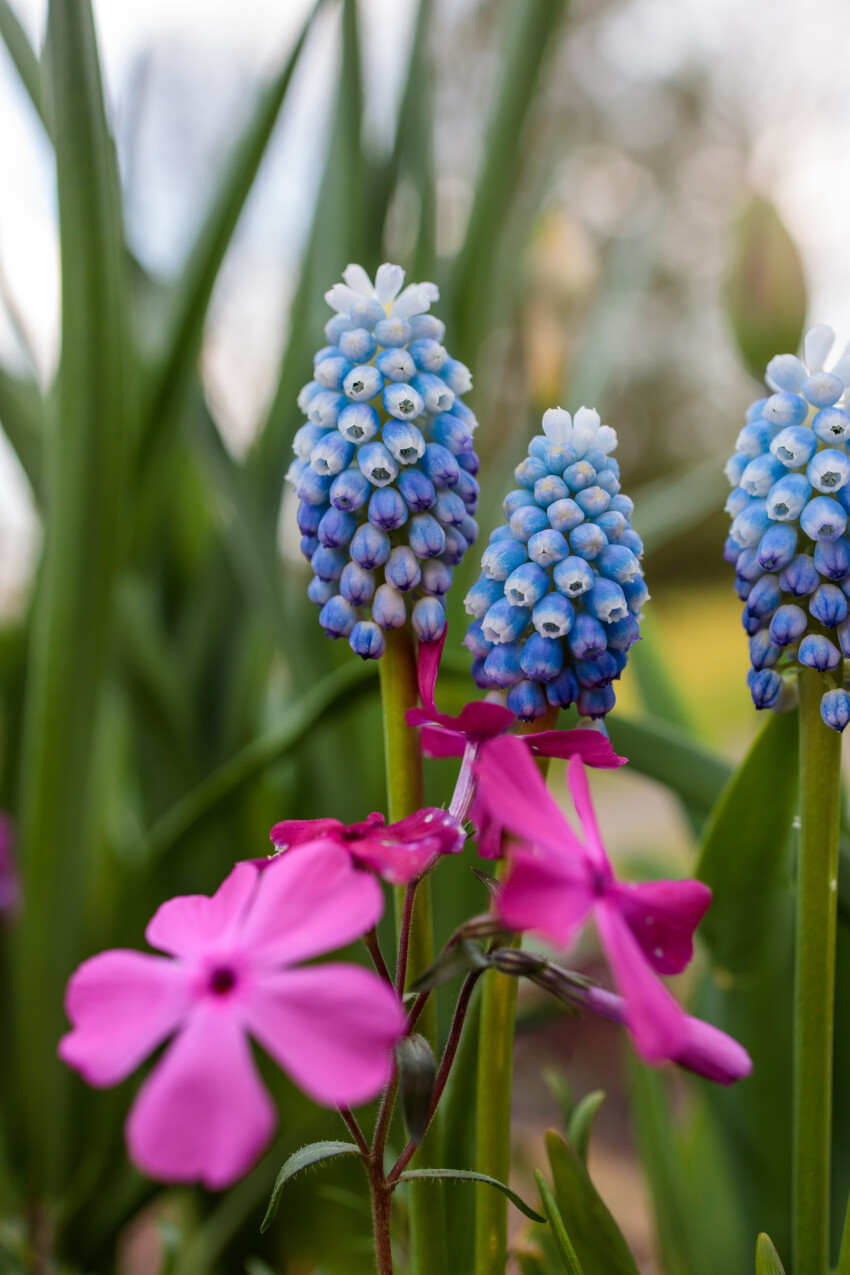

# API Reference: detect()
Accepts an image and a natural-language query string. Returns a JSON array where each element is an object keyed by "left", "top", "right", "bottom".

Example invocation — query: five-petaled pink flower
[
  {"left": 477, "top": 735, "right": 713, "bottom": 1064},
  {"left": 59, "top": 843, "right": 406, "bottom": 1189},
  {"left": 269, "top": 808, "right": 464, "bottom": 884}
]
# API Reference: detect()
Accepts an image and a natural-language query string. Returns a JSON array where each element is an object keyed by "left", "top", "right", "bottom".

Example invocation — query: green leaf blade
[
  {"left": 261, "top": 1141, "right": 361, "bottom": 1233},
  {"left": 534, "top": 1171, "right": 586, "bottom": 1275},
  {"left": 397, "top": 1168, "right": 545, "bottom": 1223}
]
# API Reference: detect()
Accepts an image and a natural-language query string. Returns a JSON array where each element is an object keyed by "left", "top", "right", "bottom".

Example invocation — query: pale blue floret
[
  {"left": 807, "top": 449, "right": 850, "bottom": 493},
  {"left": 810, "top": 583, "right": 848, "bottom": 627},
  {"left": 741, "top": 454, "right": 785, "bottom": 497},
  {"left": 765, "top": 475, "right": 810, "bottom": 522},
  {"left": 385, "top": 546, "right": 421, "bottom": 591},
  {"left": 319, "top": 595, "right": 357, "bottom": 638},
  {"left": 484, "top": 643, "right": 524, "bottom": 687},
  {"left": 812, "top": 406, "right": 850, "bottom": 446},
  {"left": 368, "top": 487, "right": 408, "bottom": 530},
  {"left": 350, "top": 620, "right": 386, "bottom": 659},
  {"left": 504, "top": 562, "right": 550, "bottom": 607},
  {"left": 750, "top": 669, "right": 784, "bottom": 709},
  {"left": 481, "top": 598, "right": 532, "bottom": 645},
  {"left": 799, "top": 634, "right": 841, "bottom": 671},
  {"left": 412, "top": 596, "right": 446, "bottom": 641},
  {"left": 800, "top": 496, "right": 847, "bottom": 542},
  {"left": 507, "top": 679, "right": 548, "bottom": 720},
  {"left": 532, "top": 593, "right": 575, "bottom": 637},
  {"left": 814, "top": 536, "right": 850, "bottom": 580},
  {"left": 770, "top": 425, "right": 817, "bottom": 468},
  {"left": 757, "top": 524, "right": 797, "bottom": 572},
  {"left": 779, "top": 554, "right": 820, "bottom": 596}
]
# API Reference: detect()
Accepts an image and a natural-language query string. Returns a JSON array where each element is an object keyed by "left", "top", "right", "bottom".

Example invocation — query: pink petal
[
  {"left": 612, "top": 878, "right": 712, "bottom": 975},
  {"left": 237, "top": 840, "right": 384, "bottom": 967},
  {"left": 476, "top": 736, "right": 582, "bottom": 859},
  {"left": 417, "top": 628, "right": 446, "bottom": 713},
  {"left": 525, "top": 728, "right": 626, "bottom": 769},
  {"left": 594, "top": 900, "right": 689, "bottom": 1063},
  {"left": 469, "top": 793, "right": 503, "bottom": 859},
  {"left": 126, "top": 1008, "right": 275, "bottom": 1189},
  {"left": 419, "top": 723, "right": 467, "bottom": 758},
  {"left": 498, "top": 843, "right": 594, "bottom": 948},
  {"left": 245, "top": 964, "right": 406, "bottom": 1106},
  {"left": 674, "top": 1015, "right": 753, "bottom": 1085},
  {"left": 450, "top": 701, "right": 515, "bottom": 738},
  {"left": 579, "top": 982, "right": 751, "bottom": 1085},
  {"left": 352, "top": 809, "right": 463, "bottom": 884},
  {"left": 269, "top": 817, "right": 345, "bottom": 850},
  {"left": 566, "top": 758, "right": 608, "bottom": 870},
  {"left": 59, "top": 951, "right": 191, "bottom": 1087},
  {"left": 146, "top": 862, "right": 259, "bottom": 958}
]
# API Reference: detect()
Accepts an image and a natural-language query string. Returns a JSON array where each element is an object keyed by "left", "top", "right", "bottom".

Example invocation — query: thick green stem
[
  {"left": 794, "top": 668, "right": 841, "bottom": 1275},
  {"left": 378, "top": 627, "right": 446, "bottom": 1274},
  {"left": 474, "top": 708, "right": 559, "bottom": 1275}
]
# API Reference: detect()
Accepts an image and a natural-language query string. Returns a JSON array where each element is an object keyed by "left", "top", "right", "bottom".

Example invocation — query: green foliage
[
  {"left": 755, "top": 1233, "right": 786, "bottom": 1275},
  {"left": 533, "top": 1172, "right": 585, "bottom": 1274},
  {"left": 261, "top": 1142, "right": 362, "bottom": 1233},
  {"left": 726, "top": 195, "right": 807, "bottom": 382},
  {"left": 398, "top": 1169, "right": 545, "bottom": 1223}
]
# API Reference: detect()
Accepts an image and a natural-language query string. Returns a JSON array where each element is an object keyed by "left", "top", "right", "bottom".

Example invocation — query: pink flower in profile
[
  {"left": 476, "top": 735, "right": 712, "bottom": 1064},
  {"left": 59, "top": 843, "right": 406, "bottom": 1189},
  {"left": 269, "top": 809, "right": 464, "bottom": 885}
]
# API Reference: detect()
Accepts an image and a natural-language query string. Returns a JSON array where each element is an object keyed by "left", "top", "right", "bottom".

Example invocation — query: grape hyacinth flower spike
[
  {"left": 723, "top": 323, "right": 850, "bottom": 729},
  {"left": 59, "top": 843, "right": 405, "bottom": 1188},
  {"left": 269, "top": 806, "right": 464, "bottom": 885},
  {"left": 464, "top": 406, "right": 646, "bottom": 720},
  {"left": 477, "top": 735, "right": 714, "bottom": 1063},
  {"left": 290, "top": 262, "right": 479, "bottom": 660}
]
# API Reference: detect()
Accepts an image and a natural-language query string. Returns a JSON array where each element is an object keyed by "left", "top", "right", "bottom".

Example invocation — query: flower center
[{"left": 208, "top": 965, "right": 237, "bottom": 996}]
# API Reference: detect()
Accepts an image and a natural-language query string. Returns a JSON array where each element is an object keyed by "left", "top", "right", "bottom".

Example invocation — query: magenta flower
[
  {"left": 561, "top": 978, "right": 751, "bottom": 1085},
  {"left": 269, "top": 808, "right": 464, "bottom": 885},
  {"left": 476, "top": 735, "right": 712, "bottom": 1064},
  {"left": 406, "top": 632, "right": 625, "bottom": 827},
  {"left": 59, "top": 843, "right": 406, "bottom": 1189}
]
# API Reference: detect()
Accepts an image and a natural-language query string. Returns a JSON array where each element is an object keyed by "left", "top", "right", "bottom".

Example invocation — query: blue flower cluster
[
  {"left": 288, "top": 263, "right": 479, "bottom": 659},
  {"left": 463, "top": 407, "right": 646, "bottom": 721},
  {"left": 724, "top": 324, "right": 850, "bottom": 731}
]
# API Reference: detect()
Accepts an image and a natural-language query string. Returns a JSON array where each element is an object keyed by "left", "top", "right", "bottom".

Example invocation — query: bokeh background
[{"left": 0, "top": 0, "right": 847, "bottom": 1271}]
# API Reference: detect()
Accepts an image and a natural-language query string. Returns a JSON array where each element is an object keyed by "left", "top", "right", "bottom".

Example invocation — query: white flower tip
[
  {"left": 325, "top": 282, "right": 353, "bottom": 314},
  {"left": 342, "top": 263, "right": 373, "bottom": 296},
  {"left": 542, "top": 407, "right": 572, "bottom": 443},
  {"left": 574, "top": 406, "right": 601, "bottom": 432},
  {"left": 375, "top": 262, "right": 405, "bottom": 305},
  {"left": 765, "top": 353, "right": 807, "bottom": 393},
  {"left": 804, "top": 323, "right": 836, "bottom": 371}
]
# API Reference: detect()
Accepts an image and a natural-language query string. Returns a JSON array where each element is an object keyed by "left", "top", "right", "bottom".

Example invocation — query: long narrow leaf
[
  {"left": 398, "top": 1168, "right": 545, "bottom": 1223},
  {"left": 0, "top": 0, "right": 50, "bottom": 134},
  {"left": 138, "top": 0, "right": 325, "bottom": 470},
  {"left": 534, "top": 1171, "right": 585, "bottom": 1274},
  {"left": 14, "top": 0, "right": 130, "bottom": 1196},
  {"left": 0, "top": 363, "right": 43, "bottom": 496},
  {"left": 261, "top": 1141, "right": 362, "bottom": 1233}
]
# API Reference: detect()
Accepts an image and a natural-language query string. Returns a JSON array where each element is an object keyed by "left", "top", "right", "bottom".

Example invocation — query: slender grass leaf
[
  {"left": 755, "top": 1233, "right": 786, "bottom": 1275},
  {"left": 604, "top": 712, "right": 731, "bottom": 814},
  {"left": 696, "top": 710, "right": 798, "bottom": 974},
  {"left": 261, "top": 1142, "right": 362, "bottom": 1233},
  {"left": 255, "top": 0, "right": 367, "bottom": 513},
  {"left": 632, "top": 454, "right": 730, "bottom": 558},
  {"left": 838, "top": 1188, "right": 850, "bottom": 1275},
  {"left": 14, "top": 0, "right": 130, "bottom": 1195},
  {"left": 534, "top": 1172, "right": 585, "bottom": 1274},
  {"left": 452, "top": 0, "right": 568, "bottom": 356},
  {"left": 0, "top": 0, "right": 50, "bottom": 134},
  {"left": 397, "top": 1169, "right": 544, "bottom": 1223},
  {"left": 0, "top": 363, "right": 43, "bottom": 496},
  {"left": 545, "top": 1130, "right": 640, "bottom": 1275},
  {"left": 142, "top": 659, "right": 381, "bottom": 861},
  {"left": 567, "top": 1091, "right": 605, "bottom": 1167},
  {"left": 543, "top": 1069, "right": 575, "bottom": 1132},
  {"left": 139, "top": 0, "right": 325, "bottom": 471}
]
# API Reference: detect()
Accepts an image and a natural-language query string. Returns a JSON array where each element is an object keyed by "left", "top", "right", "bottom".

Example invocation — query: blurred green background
[{"left": 0, "top": 0, "right": 847, "bottom": 1271}]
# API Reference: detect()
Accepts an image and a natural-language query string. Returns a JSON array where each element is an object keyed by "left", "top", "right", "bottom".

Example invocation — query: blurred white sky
[{"left": 2, "top": 0, "right": 850, "bottom": 609}]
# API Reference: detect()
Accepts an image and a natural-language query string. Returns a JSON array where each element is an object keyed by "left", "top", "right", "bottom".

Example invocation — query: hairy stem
[
  {"left": 369, "top": 1171, "right": 395, "bottom": 1275},
  {"left": 794, "top": 668, "right": 841, "bottom": 1274},
  {"left": 378, "top": 627, "right": 445, "bottom": 1273}
]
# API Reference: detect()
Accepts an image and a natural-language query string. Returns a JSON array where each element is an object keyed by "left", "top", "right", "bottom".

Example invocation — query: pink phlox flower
[
  {"left": 269, "top": 806, "right": 464, "bottom": 885},
  {"left": 576, "top": 982, "right": 751, "bottom": 1085},
  {"left": 59, "top": 843, "right": 406, "bottom": 1189},
  {"left": 406, "top": 629, "right": 626, "bottom": 767},
  {"left": 476, "top": 735, "right": 712, "bottom": 1064}
]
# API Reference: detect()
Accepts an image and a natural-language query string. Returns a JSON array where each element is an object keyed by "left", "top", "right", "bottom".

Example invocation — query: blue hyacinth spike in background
[
  {"left": 463, "top": 406, "right": 647, "bottom": 721},
  {"left": 724, "top": 323, "right": 850, "bottom": 731},
  {"left": 288, "top": 263, "right": 480, "bottom": 660}
]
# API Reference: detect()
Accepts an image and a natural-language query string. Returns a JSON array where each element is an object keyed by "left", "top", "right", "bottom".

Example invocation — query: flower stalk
[
  {"left": 377, "top": 625, "right": 446, "bottom": 1273},
  {"left": 474, "top": 707, "right": 558, "bottom": 1275},
  {"left": 794, "top": 665, "right": 842, "bottom": 1273}
]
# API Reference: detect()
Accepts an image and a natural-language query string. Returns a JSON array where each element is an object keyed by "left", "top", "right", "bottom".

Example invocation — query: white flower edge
[
  {"left": 324, "top": 262, "right": 439, "bottom": 319},
  {"left": 541, "top": 405, "right": 617, "bottom": 457}
]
